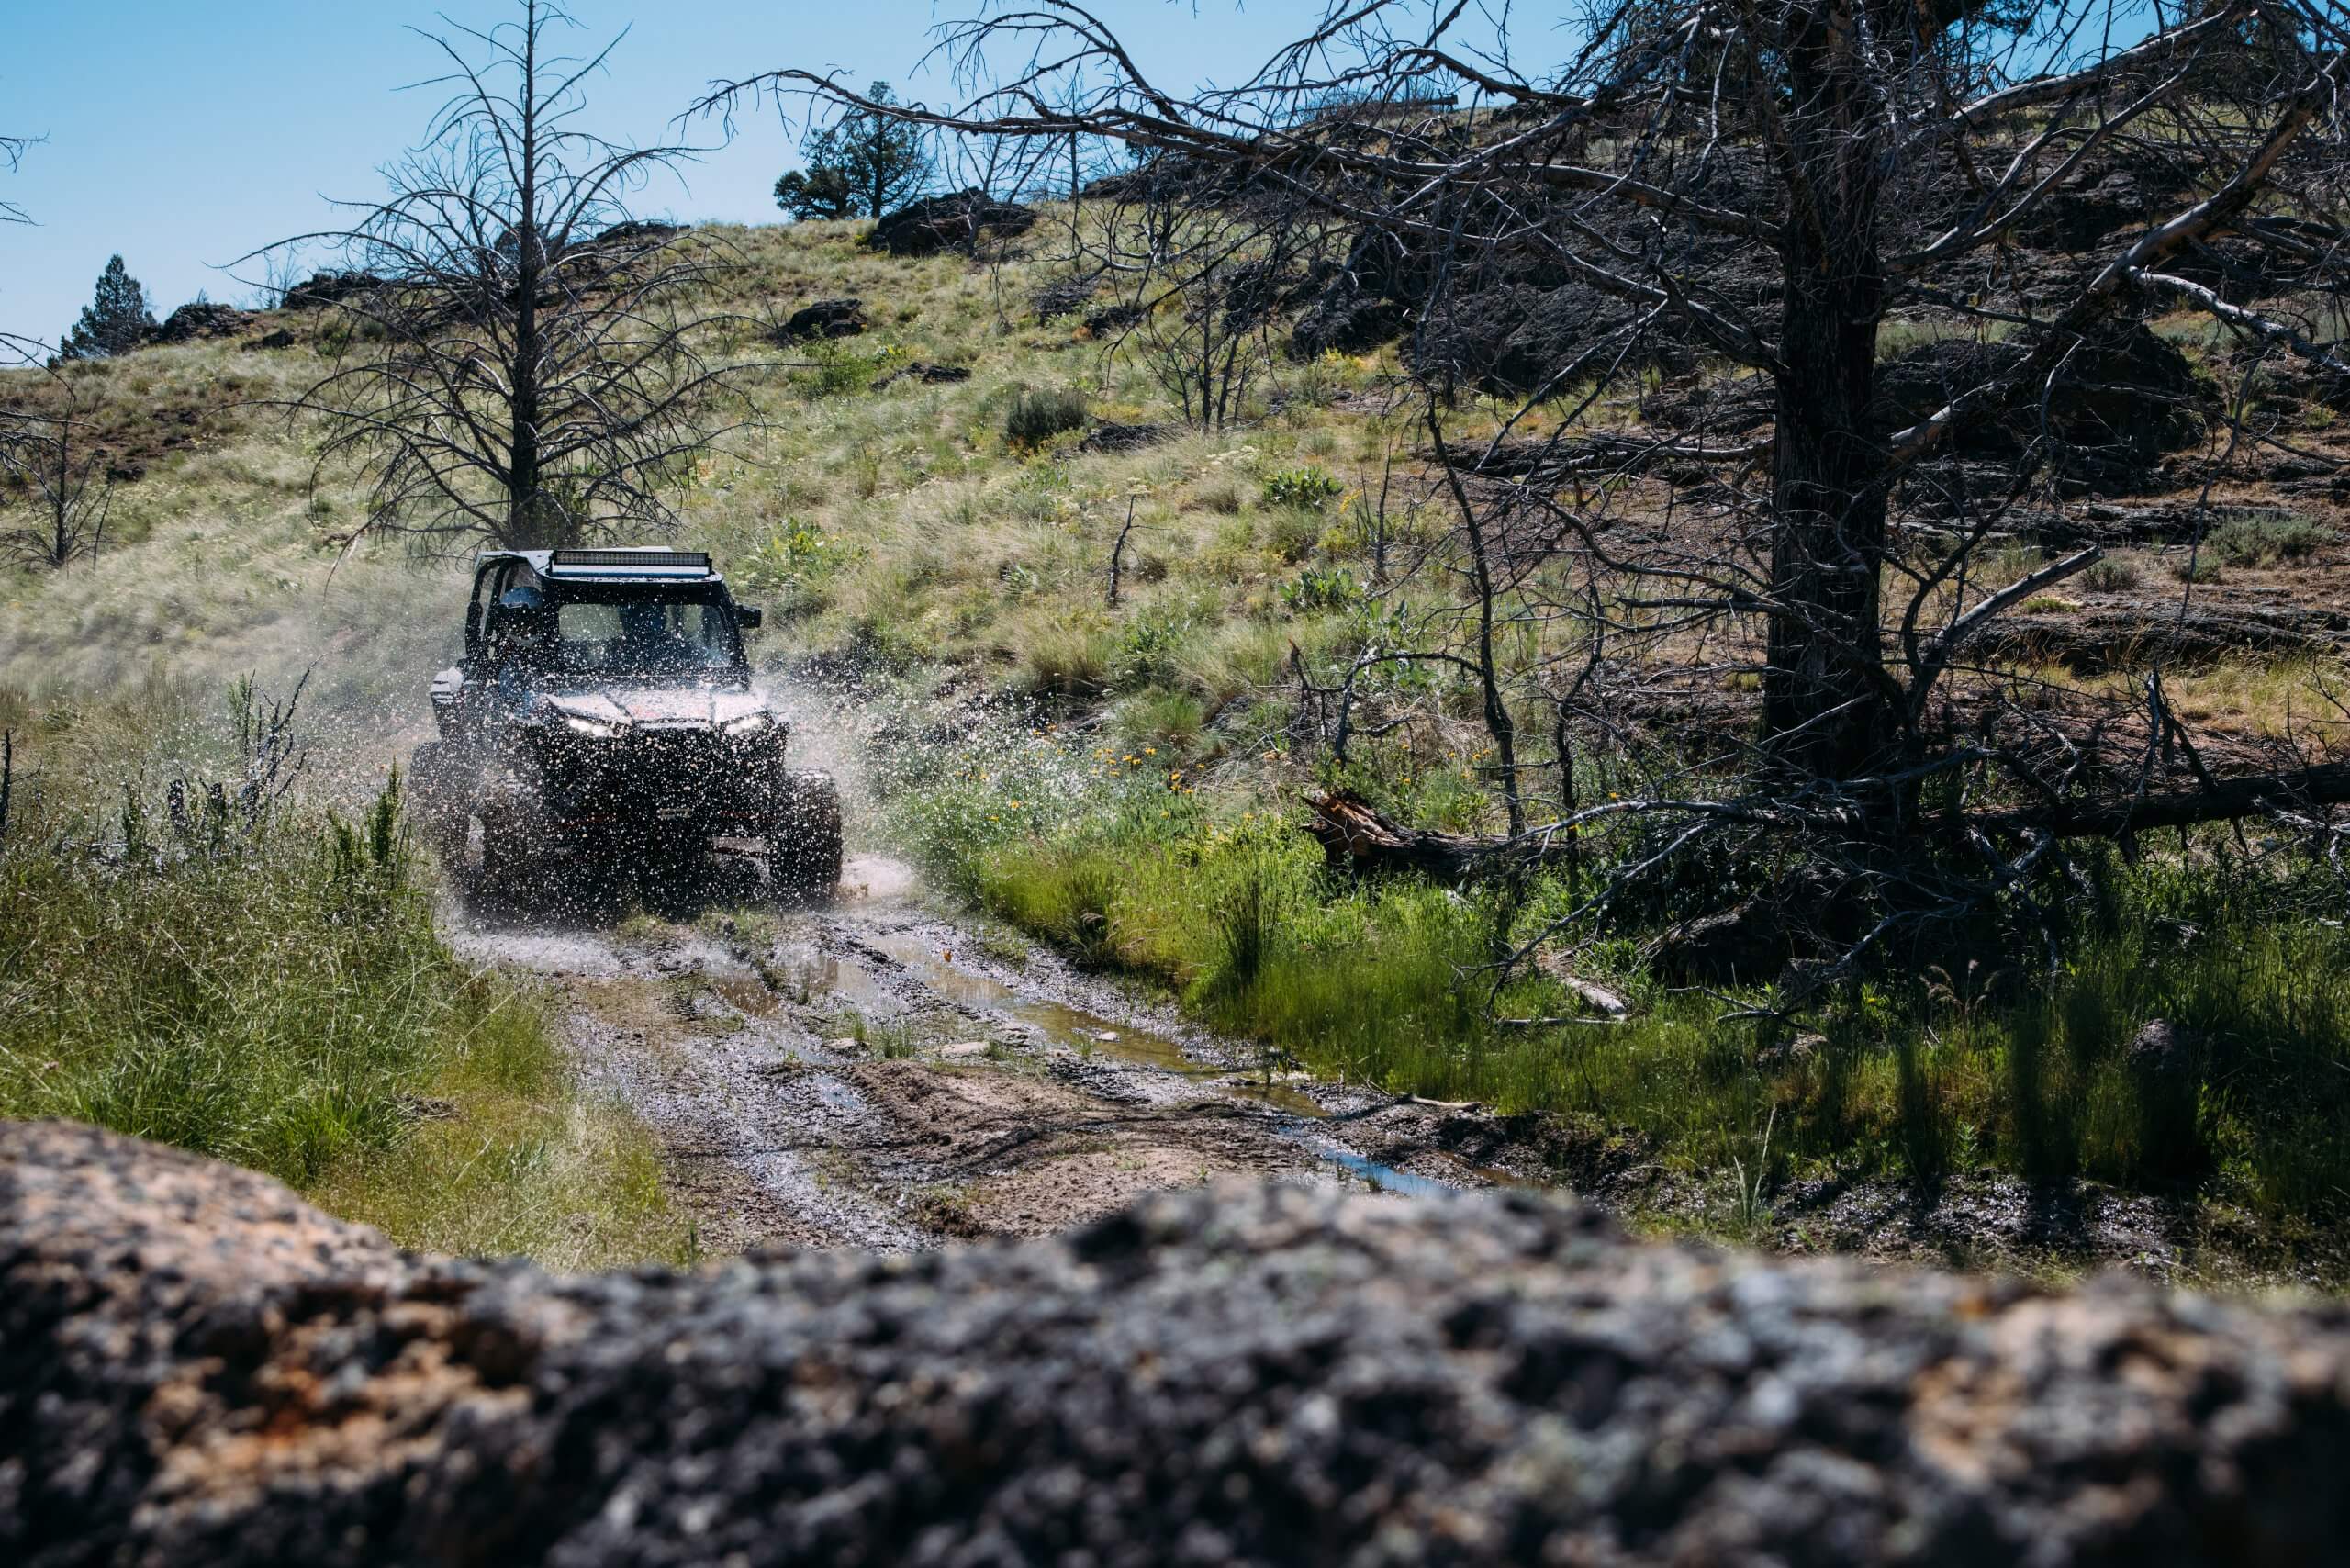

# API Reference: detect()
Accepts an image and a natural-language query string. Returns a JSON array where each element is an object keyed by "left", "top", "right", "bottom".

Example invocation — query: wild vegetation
[
  {"left": 7, "top": 0, "right": 2350, "bottom": 1275},
  {"left": 0, "top": 682, "right": 691, "bottom": 1270}
]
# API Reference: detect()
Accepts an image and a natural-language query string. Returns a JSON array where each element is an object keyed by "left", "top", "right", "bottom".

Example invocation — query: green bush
[
  {"left": 1004, "top": 387, "right": 1090, "bottom": 447},
  {"left": 1281, "top": 565, "right": 1361, "bottom": 612},
  {"left": 2208, "top": 509, "right": 2336, "bottom": 567},
  {"left": 1260, "top": 465, "right": 1343, "bottom": 511}
]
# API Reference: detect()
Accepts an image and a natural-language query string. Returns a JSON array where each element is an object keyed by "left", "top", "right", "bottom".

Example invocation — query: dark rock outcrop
[
  {"left": 1078, "top": 420, "right": 1169, "bottom": 454},
  {"left": 1877, "top": 322, "right": 2207, "bottom": 498},
  {"left": 867, "top": 188, "right": 1038, "bottom": 256},
  {"left": 278, "top": 270, "right": 383, "bottom": 311},
  {"left": 151, "top": 301, "right": 255, "bottom": 343},
  {"left": 777, "top": 297, "right": 868, "bottom": 342},
  {"left": 8, "top": 1119, "right": 2350, "bottom": 1567}
]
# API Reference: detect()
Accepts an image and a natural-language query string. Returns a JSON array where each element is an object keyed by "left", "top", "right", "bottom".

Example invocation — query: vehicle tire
[
  {"left": 477, "top": 812, "right": 523, "bottom": 895},
  {"left": 769, "top": 769, "right": 844, "bottom": 900},
  {"left": 408, "top": 741, "right": 471, "bottom": 863}
]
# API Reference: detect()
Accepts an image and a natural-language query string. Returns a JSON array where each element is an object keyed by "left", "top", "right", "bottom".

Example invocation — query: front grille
[{"left": 538, "top": 728, "right": 772, "bottom": 827}]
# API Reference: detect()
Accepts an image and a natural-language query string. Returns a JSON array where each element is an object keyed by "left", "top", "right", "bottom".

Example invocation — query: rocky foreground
[{"left": 6, "top": 1122, "right": 2350, "bottom": 1565}]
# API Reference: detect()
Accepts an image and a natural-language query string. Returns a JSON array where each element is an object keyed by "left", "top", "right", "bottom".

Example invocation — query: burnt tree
[{"left": 259, "top": 1, "right": 755, "bottom": 552}]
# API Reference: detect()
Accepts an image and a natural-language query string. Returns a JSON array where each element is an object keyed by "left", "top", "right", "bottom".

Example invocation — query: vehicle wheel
[
  {"left": 477, "top": 812, "right": 524, "bottom": 895},
  {"left": 769, "top": 769, "right": 843, "bottom": 899},
  {"left": 408, "top": 741, "right": 471, "bottom": 863}
]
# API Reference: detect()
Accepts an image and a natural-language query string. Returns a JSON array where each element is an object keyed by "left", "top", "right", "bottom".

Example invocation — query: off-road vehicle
[{"left": 410, "top": 547, "right": 842, "bottom": 896}]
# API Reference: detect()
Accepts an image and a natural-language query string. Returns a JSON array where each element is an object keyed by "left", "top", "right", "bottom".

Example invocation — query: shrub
[
  {"left": 1004, "top": 387, "right": 1090, "bottom": 447},
  {"left": 2081, "top": 554, "right": 2142, "bottom": 592},
  {"left": 1281, "top": 565, "right": 1361, "bottom": 613},
  {"left": 2208, "top": 509, "right": 2336, "bottom": 567},
  {"left": 1261, "top": 465, "right": 1343, "bottom": 511}
]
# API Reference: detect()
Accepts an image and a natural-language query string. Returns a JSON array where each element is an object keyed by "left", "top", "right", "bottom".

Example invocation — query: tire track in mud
[{"left": 447, "top": 854, "right": 1525, "bottom": 1254}]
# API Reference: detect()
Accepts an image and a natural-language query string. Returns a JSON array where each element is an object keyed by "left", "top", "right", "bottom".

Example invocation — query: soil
[
  {"left": 447, "top": 851, "right": 1528, "bottom": 1254},
  {"left": 444, "top": 845, "right": 2344, "bottom": 1288}
]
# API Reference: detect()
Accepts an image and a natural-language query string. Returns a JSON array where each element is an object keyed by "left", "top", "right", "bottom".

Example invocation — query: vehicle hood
[{"left": 542, "top": 687, "right": 773, "bottom": 730}]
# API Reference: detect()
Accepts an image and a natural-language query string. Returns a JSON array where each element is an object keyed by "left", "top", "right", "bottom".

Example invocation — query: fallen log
[
  {"left": 1308, "top": 754, "right": 2350, "bottom": 883},
  {"left": 1305, "top": 789, "right": 1494, "bottom": 879}
]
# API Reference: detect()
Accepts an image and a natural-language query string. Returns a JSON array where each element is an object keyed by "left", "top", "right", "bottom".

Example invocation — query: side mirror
[{"left": 736, "top": 605, "right": 764, "bottom": 631}]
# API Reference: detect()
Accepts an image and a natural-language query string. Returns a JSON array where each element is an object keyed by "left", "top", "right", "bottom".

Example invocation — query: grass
[
  {"left": 0, "top": 687, "right": 692, "bottom": 1268},
  {"left": 10, "top": 209, "right": 2350, "bottom": 1270},
  {"left": 884, "top": 708, "right": 2350, "bottom": 1241},
  {"left": 2207, "top": 508, "right": 2337, "bottom": 567}
]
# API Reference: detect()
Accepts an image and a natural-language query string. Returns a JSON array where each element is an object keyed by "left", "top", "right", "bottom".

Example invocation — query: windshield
[{"left": 546, "top": 589, "right": 740, "bottom": 676}]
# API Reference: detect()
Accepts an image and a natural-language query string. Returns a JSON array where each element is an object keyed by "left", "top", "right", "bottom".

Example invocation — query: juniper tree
[
  {"left": 58, "top": 256, "right": 155, "bottom": 361},
  {"left": 775, "top": 81, "right": 932, "bottom": 220}
]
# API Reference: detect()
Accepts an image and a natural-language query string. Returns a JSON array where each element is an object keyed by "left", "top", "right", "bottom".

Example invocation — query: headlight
[
  {"left": 563, "top": 713, "right": 623, "bottom": 739},
  {"left": 722, "top": 712, "right": 775, "bottom": 735}
]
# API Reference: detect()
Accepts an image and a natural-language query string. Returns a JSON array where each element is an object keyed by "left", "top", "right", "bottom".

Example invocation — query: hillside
[{"left": 6, "top": 200, "right": 2350, "bottom": 1283}]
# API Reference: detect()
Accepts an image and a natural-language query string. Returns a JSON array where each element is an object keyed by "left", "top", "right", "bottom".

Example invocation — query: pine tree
[
  {"left": 59, "top": 255, "right": 157, "bottom": 360},
  {"left": 774, "top": 84, "right": 931, "bottom": 220}
]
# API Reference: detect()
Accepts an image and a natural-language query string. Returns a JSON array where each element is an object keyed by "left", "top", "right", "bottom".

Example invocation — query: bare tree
[
  {"left": 716, "top": 1, "right": 2350, "bottom": 989},
  {"left": 0, "top": 371, "right": 111, "bottom": 571},
  {"left": 261, "top": 1, "right": 756, "bottom": 552}
]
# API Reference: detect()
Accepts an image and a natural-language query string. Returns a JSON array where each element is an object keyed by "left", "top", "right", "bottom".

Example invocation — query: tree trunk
[
  {"left": 507, "top": 5, "right": 545, "bottom": 548},
  {"left": 1760, "top": 2, "right": 1895, "bottom": 782}
]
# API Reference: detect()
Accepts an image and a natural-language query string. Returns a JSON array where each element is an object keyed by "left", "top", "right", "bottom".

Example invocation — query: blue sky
[{"left": 0, "top": 1, "right": 1319, "bottom": 343}]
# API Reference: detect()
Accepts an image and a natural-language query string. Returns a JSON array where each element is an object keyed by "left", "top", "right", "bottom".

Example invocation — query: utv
[{"left": 410, "top": 547, "right": 842, "bottom": 896}]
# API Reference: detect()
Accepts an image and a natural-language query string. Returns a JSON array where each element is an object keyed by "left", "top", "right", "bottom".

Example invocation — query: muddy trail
[
  {"left": 448, "top": 853, "right": 1530, "bottom": 1254},
  {"left": 445, "top": 851, "right": 2342, "bottom": 1285}
]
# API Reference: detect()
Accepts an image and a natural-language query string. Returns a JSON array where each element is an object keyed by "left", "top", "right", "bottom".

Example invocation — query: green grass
[
  {"left": 886, "top": 713, "right": 2350, "bottom": 1237},
  {"left": 0, "top": 690, "right": 692, "bottom": 1269}
]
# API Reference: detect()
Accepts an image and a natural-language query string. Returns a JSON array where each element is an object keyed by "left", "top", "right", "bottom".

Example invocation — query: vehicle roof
[{"left": 477, "top": 546, "right": 723, "bottom": 585}]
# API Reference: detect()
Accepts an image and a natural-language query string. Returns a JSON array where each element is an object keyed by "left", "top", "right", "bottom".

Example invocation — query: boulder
[
  {"left": 866, "top": 187, "right": 1038, "bottom": 256},
  {"left": 278, "top": 270, "right": 382, "bottom": 311},
  {"left": 1875, "top": 322, "right": 2207, "bottom": 497},
  {"left": 11, "top": 1118, "right": 2350, "bottom": 1566},
  {"left": 1078, "top": 420, "right": 1169, "bottom": 454},
  {"left": 777, "top": 297, "right": 868, "bottom": 342},
  {"left": 151, "top": 301, "right": 255, "bottom": 343},
  {"left": 1031, "top": 275, "right": 1098, "bottom": 322}
]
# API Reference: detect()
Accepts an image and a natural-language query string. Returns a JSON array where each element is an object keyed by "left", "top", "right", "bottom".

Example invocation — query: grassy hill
[{"left": 7, "top": 211, "right": 2350, "bottom": 1282}]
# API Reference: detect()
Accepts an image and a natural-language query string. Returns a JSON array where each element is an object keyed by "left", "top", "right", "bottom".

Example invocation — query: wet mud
[{"left": 448, "top": 852, "right": 1522, "bottom": 1253}]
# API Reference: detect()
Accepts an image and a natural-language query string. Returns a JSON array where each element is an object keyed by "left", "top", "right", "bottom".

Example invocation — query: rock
[
  {"left": 1031, "top": 275, "right": 1098, "bottom": 322},
  {"left": 777, "top": 297, "right": 867, "bottom": 342},
  {"left": 1874, "top": 322, "right": 2206, "bottom": 497},
  {"left": 243, "top": 328, "right": 297, "bottom": 352},
  {"left": 937, "top": 1040, "right": 992, "bottom": 1058},
  {"left": 866, "top": 187, "right": 1037, "bottom": 256},
  {"left": 1287, "top": 279, "right": 1406, "bottom": 358},
  {"left": 150, "top": 301, "right": 255, "bottom": 343},
  {"left": 11, "top": 1119, "right": 2350, "bottom": 1565},
  {"left": 1409, "top": 280, "right": 1697, "bottom": 397},
  {"left": 874, "top": 361, "right": 971, "bottom": 389},
  {"left": 1077, "top": 420, "right": 1169, "bottom": 454},
  {"left": 278, "top": 270, "right": 382, "bottom": 311},
  {"left": 1081, "top": 300, "right": 1147, "bottom": 337}
]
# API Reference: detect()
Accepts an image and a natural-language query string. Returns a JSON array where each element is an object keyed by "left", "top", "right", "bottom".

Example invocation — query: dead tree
[
  {"left": 0, "top": 375, "right": 112, "bottom": 571},
  {"left": 0, "top": 131, "right": 32, "bottom": 227},
  {"left": 256, "top": 1, "right": 757, "bottom": 553},
  {"left": 716, "top": 1, "right": 2350, "bottom": 983}
]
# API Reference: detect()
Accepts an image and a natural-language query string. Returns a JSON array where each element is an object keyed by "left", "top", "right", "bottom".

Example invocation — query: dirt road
[{"left": 450, "top": 854, "right": 1529, "bottom": 1254}]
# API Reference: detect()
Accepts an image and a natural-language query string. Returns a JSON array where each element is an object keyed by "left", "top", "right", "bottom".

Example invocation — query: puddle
[
  {"left": 832, "top": 931, "right": 1516, "bottom": 1202},
  {"left": 1304, "top": 1143, "right": 1463, "bottom": 1201}
]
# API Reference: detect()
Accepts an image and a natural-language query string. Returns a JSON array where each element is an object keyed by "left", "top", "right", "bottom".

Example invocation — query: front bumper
[{"left": 490, "top": 725, "right": 789, "bottom": 838}]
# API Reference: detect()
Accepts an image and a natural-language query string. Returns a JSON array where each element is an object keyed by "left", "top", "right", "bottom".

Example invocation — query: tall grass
[
  {"left": 0, "top": 689, "right": 691, "bottom": 1267},
  {"left": 883, "top": 714, "right": 2350, "bottom": 1226}
]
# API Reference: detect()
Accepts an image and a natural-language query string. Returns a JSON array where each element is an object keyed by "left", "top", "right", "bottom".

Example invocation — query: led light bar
[{"left": 546, "top": 548, "right": 712, "bottom": 576}]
